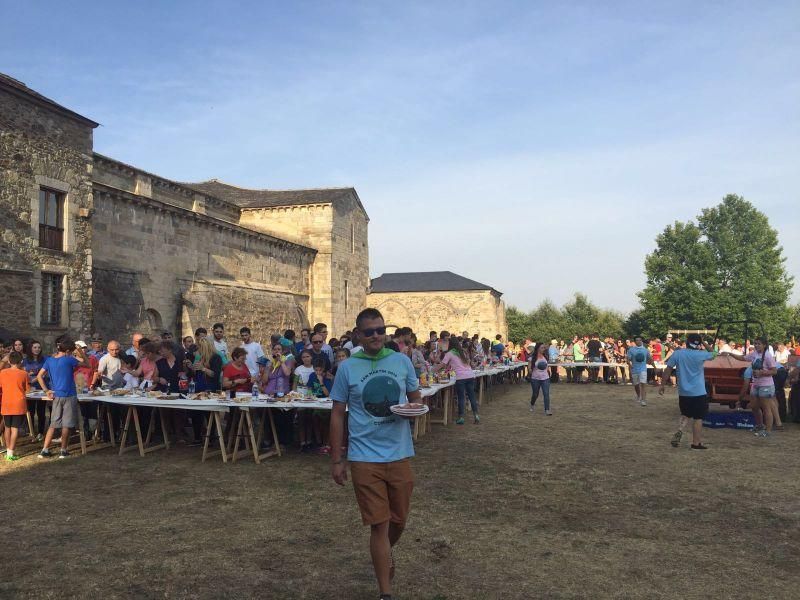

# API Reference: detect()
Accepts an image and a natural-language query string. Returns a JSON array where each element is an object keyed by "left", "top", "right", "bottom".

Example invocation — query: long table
[{"left": 17, "top": 362, "right": 529, "bottom": 463}]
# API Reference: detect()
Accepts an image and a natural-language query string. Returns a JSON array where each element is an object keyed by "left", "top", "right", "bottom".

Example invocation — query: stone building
[
  {"left": 368, "top": 271, "right": 507, "bottom": 340},
  {"left": 0, "top": 73, "right": 369, "bottom": 347}
]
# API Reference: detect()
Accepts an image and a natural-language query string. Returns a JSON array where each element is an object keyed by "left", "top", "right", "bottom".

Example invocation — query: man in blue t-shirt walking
[
  {"left": 659, "top": 333, "right": 713, "bottom": 449},
  {"left": 626, "top": 336, "right": 652, "bottom": 406},
  {"left": 329, "top": 308, "right": 422, "bottom": 600}
]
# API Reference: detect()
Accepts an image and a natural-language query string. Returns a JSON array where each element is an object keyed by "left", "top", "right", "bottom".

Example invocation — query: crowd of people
[
  {"left": 0, "top": 324, "right": 515, "bottom": 461},
  {"left": 0, "top": 310, "right": 518, "bottom": 600},
  {"left": 3, "top": 315, "right": 799, "bottom": 600}
]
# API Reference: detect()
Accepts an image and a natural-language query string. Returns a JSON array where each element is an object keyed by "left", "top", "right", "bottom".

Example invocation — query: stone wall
[
  {"left": 93, "top": 154, "right": 241, "bottom": 223},
  {"left": 331, "top": 194, "right": 370, "bottom": 333},
  {"left": 239, "top": 193, "right": 370, "bottom": 335},
  {"left": 180, "top": 280, "right": 309, "bottom": 346},
  {"left": 368, "top": 289, "right": 508, "bottom": 340},
  {"left": 0, "top": 270, "right": 35, "bottom": 340},
  {"left": 91, "top": 185, "right": 315, "bottom": 342},
  {"left": 239, "top": 204, "right": 334, "bottom": 330},
  {"left": 0, "top": 86, "right": 94, "bottom": 348}
]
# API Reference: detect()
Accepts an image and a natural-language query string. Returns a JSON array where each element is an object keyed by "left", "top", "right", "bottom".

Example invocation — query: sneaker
[
  {"left": 529, "top": 405, "right": 534, "bottom": 412},
  {"left": 38, "top": 449, "right": 53, "bottom": 459},
  {"left": 670, "top": 431, "right": 683, "bottom": 447},
  {"left": 640, "top": 400, "right": 647, "bottom": 406},
  {"left": 545, "top": 410, "right": 553, "bottom": 416},
  {"left": 690, "top": 443, "right": 708, "bottom": 450},
  {"left": 455, "top": 417, "right": 465, "bottom": 425},
  {"left": 5, "top": 454, "right": 20, "bottom": 461},
  {"left": 36, "top": 433, "right": 44, "bottom": 442},
  {"left": 59, "top": 449, "right": 70, "bottom": 459},
  {"left": 473, "top": 415, "right": 480, "bottom": 424},
  {"left": 52, "top": 437, "right": 62, "bottom": 444},
  {"left": 755, "top": 430, "right": 769, "bottom": 438}
]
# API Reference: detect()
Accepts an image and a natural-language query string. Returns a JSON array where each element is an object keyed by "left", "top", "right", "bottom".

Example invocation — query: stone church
[
  {"left": 0, "top": 73, "right": 369, "bottom": 347},
  {"left": 368, "top": 271, "right": 507, "bottom": 340}
]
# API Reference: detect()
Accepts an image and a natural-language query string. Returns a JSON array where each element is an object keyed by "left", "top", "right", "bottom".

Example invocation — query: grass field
[{"left": 2, "top": 381, "right": 800, "bottom": 599}]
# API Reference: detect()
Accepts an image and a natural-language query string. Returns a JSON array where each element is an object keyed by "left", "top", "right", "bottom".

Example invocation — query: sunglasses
[{"left": 361, "top": 326, "right": 387, "bottom": 338}]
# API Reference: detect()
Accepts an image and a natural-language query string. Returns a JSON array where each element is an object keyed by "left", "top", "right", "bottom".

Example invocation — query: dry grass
[{"left": 2, "top": 382, "right": 800, "bottom": 599}]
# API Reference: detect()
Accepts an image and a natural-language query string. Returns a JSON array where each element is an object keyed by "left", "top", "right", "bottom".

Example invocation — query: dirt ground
[{"left": 2, "top": 381, "right": 800, "bottom": 599}]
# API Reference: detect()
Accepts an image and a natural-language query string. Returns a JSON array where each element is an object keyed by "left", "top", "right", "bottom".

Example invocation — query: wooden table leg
[
  {"left": 106, "top": 406, "right": 116, "bottom": 448},
  {"left": 254, "top": 408, "right": 281, "bottom": 461},
  {"left": 26, "top": 411, "right": 35, "bottom": 441},
  {"left": 267, "top": 408, "right": 281, "bottom": 457},
  {"left": 202, "top": 410, "right": 228, "bottom": 463},
  {"left": 160, "top": 408, "right": 171, "bottom": 450},
  {"left": 231, "top": 410, "right": 246, "bottom": 463},
  {"left": 244, "top": 410, "right": 260, "bottom": 464},
  {"left": 118, "top": 406, "right": 133, "bottom": 456}
]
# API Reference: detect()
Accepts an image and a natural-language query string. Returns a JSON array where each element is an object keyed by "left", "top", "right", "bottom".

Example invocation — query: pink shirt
[
  {"left": 746, "top": 351, "right": 776, "bottom": 388},
  {"left": 139, "top": 357, "right": 157, "bottom": 382},
  {"left": 442, "top": 351, "right": 474, "bottom": 380},
  {"left": 530, "top": 356, "right": 550, "bottom": 380}
]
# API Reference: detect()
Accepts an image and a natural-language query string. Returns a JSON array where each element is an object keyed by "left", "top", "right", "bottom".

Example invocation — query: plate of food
[
  {"left": 159, "top": 394, "right": 182, "bottom": 400},
  {"left": 111, "top": 389, "right": 130, "bottom": 397}
]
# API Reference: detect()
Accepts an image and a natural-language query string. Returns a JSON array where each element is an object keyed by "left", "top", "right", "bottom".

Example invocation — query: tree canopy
[
  {"left": 637, "top": 195, "right": 794, "bottom": 341},
  {"left": 506, "top": 294, "right": 624, "bottom": 343}
]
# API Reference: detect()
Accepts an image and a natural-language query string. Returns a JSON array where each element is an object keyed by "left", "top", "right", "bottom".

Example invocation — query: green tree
[
  {"left": 506, "top": 294, "right": 625, "bottom": 343},
  {"left": 638, "top": 195, "right": 794, "bottom": 341},
  {"left": 506, "top": 305, "right": 533, "bottom": 344}
]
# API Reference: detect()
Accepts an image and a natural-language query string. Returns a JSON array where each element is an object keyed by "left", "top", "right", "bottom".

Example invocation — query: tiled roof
[
  {"left": 370, "top": 271, "right": 500, "bottom": 294},
  {"left": 185, "top": 180, "right": 362, "bottom": 210},
  {"left": 0, "top": 72, "right": 99, "bottom": 127}
]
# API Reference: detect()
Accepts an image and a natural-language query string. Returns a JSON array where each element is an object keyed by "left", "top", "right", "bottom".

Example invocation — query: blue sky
[{"left": 2, "top": 1, "right": 798, "bottom": 312}]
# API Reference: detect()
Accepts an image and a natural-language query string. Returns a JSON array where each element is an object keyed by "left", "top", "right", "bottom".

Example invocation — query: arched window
[{"left": 145, "top": 308, "right": 163, "bottom": 332}]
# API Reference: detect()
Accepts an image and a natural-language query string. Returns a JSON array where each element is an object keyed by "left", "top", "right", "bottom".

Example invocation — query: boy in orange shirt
[{"left": 1, "top": 351, "right": 30, "bottom": 461}]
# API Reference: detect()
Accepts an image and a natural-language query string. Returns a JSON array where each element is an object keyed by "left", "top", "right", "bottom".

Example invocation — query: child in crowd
[
  {"left": 307, "top": 358, "right": 333, "bottom": 454},
  {"left": 0, "top": 351, "right": 30, "bottom": 461},
  {"left": 332, "top": 347, "right": 350, "bottom": 376},
  {"left": 120, "top": 355, "right": 140, "bottom": 389},
  {"left": 293, "top": 350, "right": 315, "bottom": 389}
]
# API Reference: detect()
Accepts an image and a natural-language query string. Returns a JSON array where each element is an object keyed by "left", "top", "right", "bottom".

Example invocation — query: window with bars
[
  {"left": 41, "top": 273, "right": 63, "bottom": 326},
  {"left": 39, "top": 187, "right": 65, "bottom": 251}
]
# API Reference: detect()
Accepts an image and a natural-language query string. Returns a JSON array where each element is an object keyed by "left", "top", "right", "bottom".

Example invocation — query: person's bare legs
[
  {"left": 370, "top": 521, "right": 392, "bottom": 595},
  {"left": 763, "top": 402, "right": 774, "bottom": 432},
  {"left": 639, "top": 383, "right": 647, "bottom": 405},
  {"left": 41, "top": 426, "right": 56, "bottom": 451},
  {"left": 60, "top": 427, "right": 70, "bottom": 450},
  {"left": 678, "top": 415, "right": 690, "bottom": 432},
  {"left": 691, "top": 418, "right": 703, "bottom": 446},
  {"left": 7, "top": 427, "right": 18, "bottom": 454},
  {"left": 769, "top": 398, "right": 782, "bottom": 428}
]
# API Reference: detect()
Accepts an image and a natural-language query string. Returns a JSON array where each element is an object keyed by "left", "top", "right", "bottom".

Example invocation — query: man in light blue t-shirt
[
  {"left": 329, "top": 308, "right": 422, "bottom": 600},
  {"left": 626, "top": 336, "right": 652, "bottom": 406},
  {"left": 659, "top": 333, "right": 713, "bottom": 450}
]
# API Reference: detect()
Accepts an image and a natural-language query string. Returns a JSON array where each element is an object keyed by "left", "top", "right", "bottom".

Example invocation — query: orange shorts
[{"left": 350, "top": 459, "right": 414, "bottom": 526}]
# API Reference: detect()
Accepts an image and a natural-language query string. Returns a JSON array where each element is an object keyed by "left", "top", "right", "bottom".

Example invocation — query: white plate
[{"left": 390, "top": 405, "right": 429, "bottom": 416}]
